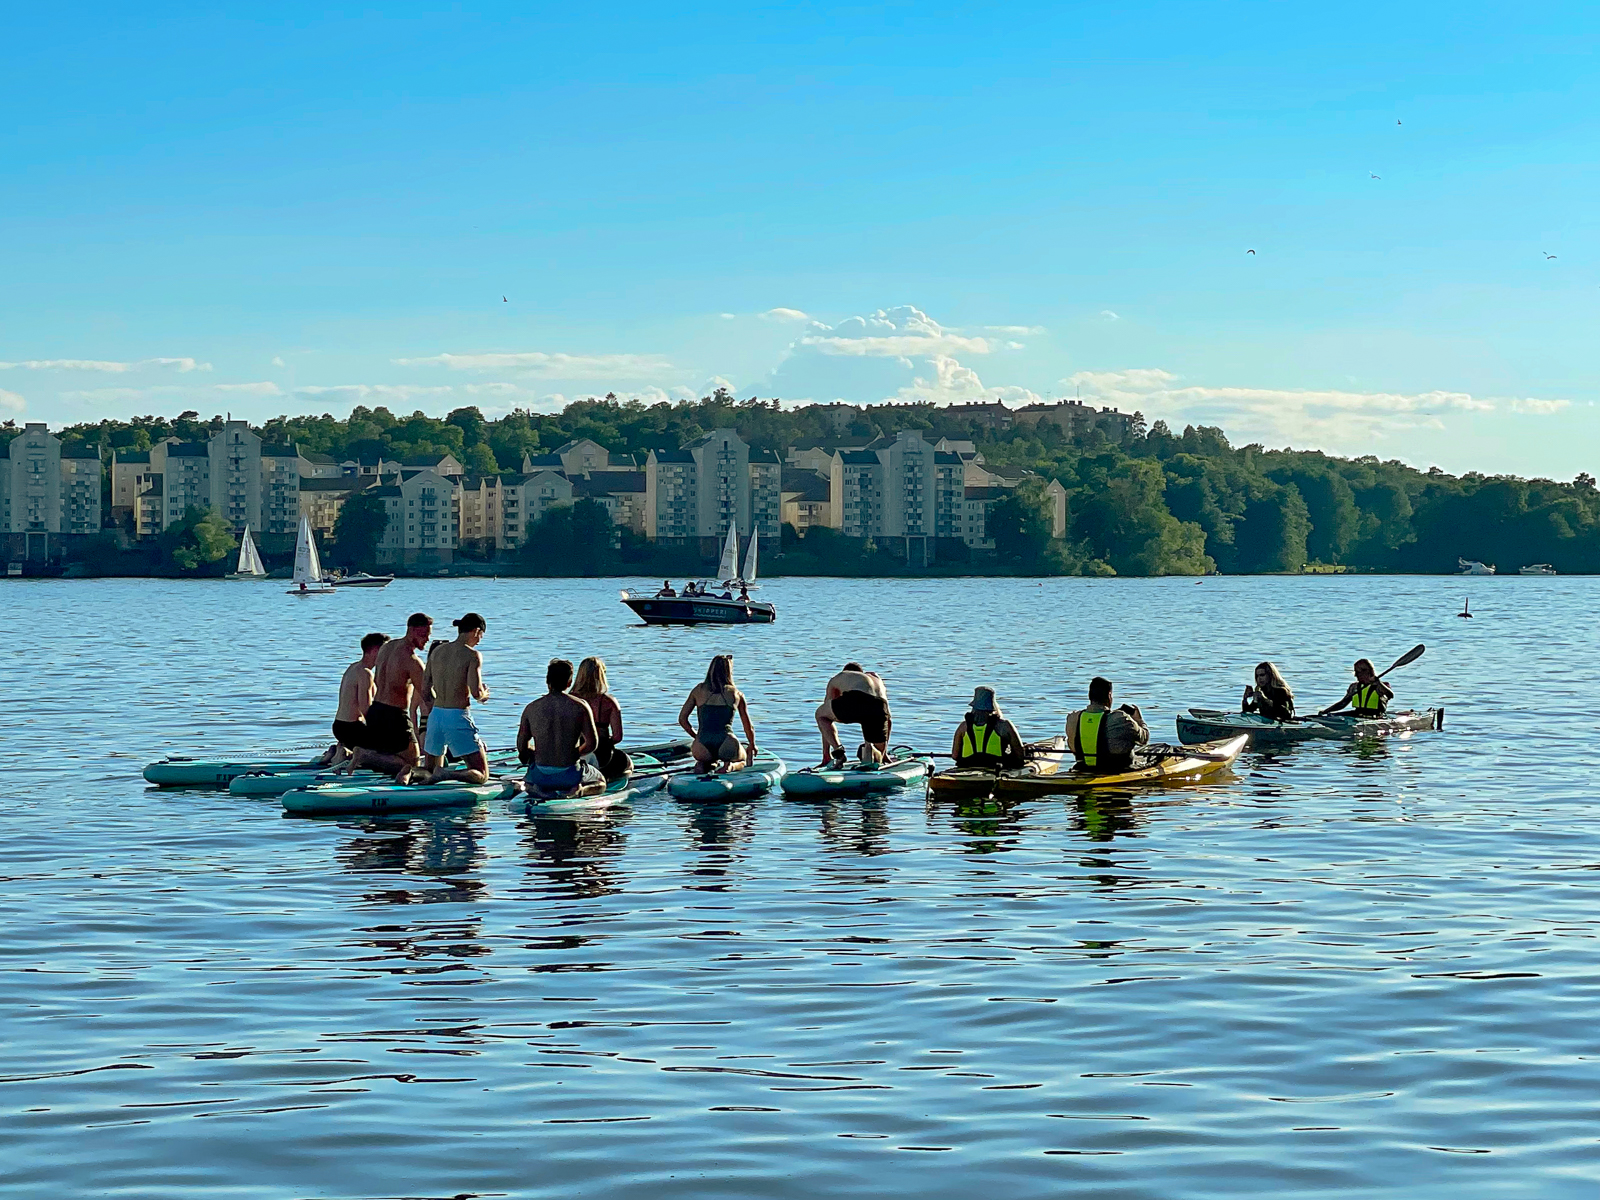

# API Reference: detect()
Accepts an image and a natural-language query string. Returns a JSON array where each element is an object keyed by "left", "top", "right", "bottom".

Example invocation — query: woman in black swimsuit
[{"left": 677, "top": 654, "right": 758, "bottom": 772}]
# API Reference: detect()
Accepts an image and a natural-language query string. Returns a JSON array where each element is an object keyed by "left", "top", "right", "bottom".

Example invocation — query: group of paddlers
[{"left": 318, "top": 610, "right": 1401, "bottom": 788}]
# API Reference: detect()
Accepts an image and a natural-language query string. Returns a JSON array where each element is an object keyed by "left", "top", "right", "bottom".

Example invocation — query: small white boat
[
  {"left": 1457, "top": 557, "right": 1496, "bottom": 576},
  {"left": 1518, "top": 563, "right": 1557, "bottom": 576},
  {"left": 288, "top": 516, "right": 336, "bottom": 595},
  {"left": 325, "top": 571, "right": 394, "bottom": 588},
  {"left": 226, "top": 524, "right": 268, "bottom": 580}
]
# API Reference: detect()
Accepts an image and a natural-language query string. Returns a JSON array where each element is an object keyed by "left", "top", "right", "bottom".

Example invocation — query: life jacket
[
  {"left": 1073, "top": 709, "right": 1131, "bottom": 773},
  {"left": 1351, "top": 683, "right": 1386, "bottom": 716},
  {"left": 958, "top": 717, "right": 1007, "bottom": 769}
]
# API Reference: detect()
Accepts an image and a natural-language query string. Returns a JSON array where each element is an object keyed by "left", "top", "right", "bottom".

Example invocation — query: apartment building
[
  {"left": 373, "top": 468, "right": 460, "bottom": 566},
  {"left": 0, "top": 425, "right": 104, "bottom": 563},
  {"left": 644, "top": 428, "right": 781, "bottom": 548},
  {"left": 1012, "top": 400, "right": 1133, "bottom": 442}
]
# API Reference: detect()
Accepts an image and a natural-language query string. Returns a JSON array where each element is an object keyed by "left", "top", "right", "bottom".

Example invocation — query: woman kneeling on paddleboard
[
  {"left": 679, "top": 654, "right": 758, "bottom": 774},
  {"left": 1242, "top": 662, "right": 1295, "bottom": 721},
  {"left": 573, "top": 656, "right": 632, "bottom": 782}
]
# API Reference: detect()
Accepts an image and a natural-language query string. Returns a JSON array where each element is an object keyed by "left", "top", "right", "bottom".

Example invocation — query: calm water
[{"left": 4, "top": 575, "right": 1597, "bottom": 1198}]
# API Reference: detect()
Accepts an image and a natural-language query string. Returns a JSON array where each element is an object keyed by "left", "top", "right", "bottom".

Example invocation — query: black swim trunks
[
  {"left": 364, "top": 702, "right": 416, "bottom": 756},
  {"left": 331, "top": 718, "right": 372, "bottom": 749},
  {"left": 832, "top": 690, "right": 890, "bottom": 743}
]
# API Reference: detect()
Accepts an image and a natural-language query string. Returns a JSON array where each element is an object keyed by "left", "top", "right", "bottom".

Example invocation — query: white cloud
[
  {"left": 271, "top": 356, "right": 287, "bottom": 367},
  {"left": 295, "top": 384, "right": 457, "bottom": 404},
  {"left": 1511, "top": 397, "right": 1571, "bottom": 415},
  {"left": 719, "top": 313, "right": 737, "bottom": 320},
  {"left": 1005, "top": 341, "right": 1026, "bottom": 350},
  {"left": 896, "top": 356, "right": 1042, "bottom": 407},
  {"left": 393, "top": 351, "right": 674, "bottom": 378},
  {"left": 216, "top": 381, "right": 282, "bottom": 396},
  {"left": 1064, "top": 368, "right": 1506, "bottom": 448},
  {"left": 0, "top": 388, "right": 23, "bottom": 413},
  {"left": 1100, "top": 310, "right": 1120, "bottom": 321},
  {"left": 0, "top": 357, "right": 209, "bottom": 373},
  {"left": 760, "top": 307, "right": 810, "bottom": 322},
  {"left": 983, "top": 325, "right": 1045, "bottom": 336},
  {"left": 796, "top": 306, "right": 992, "bottom": 359}
]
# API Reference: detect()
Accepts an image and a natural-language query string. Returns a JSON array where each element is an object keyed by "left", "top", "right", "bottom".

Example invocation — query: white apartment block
[
  {"left": 644, "top": 428, "right": 781, "bottom": 544},
  {"left": 0, "top": 423, "right": 104, "bottom": 536},
  {"left": 372, "top": 468, "right": 460, "bottom": 565}
]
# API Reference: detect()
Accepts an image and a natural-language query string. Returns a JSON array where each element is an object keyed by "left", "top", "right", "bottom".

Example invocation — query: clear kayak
[
  {"left": 668, "top": 750, "right": 788, "bottom": 801},
  {"left": 929, "top": 735, "right": 1249, "bottom": 797},
  {"left": 282, "top": 779, "right": 517, "bottom": 815},
  {"left": 780, "top": 754, "right": 933, "bottom": 798},
  {"left": 1176, "top": 708, "right": 1443, "bottom": 746}
]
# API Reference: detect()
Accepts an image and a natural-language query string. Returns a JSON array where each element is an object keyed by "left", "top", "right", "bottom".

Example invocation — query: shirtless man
[
  {"left": 320, "top": 632, "right": 388, "bottom": 766},
  {"left": 517, "top": 658, "right": 601, "bottom": 796},
  {"left": 420, "top": 613, "right": 491, "bottom": 784},
  {"left": 350, "top": 612, "right": 432, "bottom": 782},
  {"left": 815, "top": 661, "right": 892, "bottom": 767}
]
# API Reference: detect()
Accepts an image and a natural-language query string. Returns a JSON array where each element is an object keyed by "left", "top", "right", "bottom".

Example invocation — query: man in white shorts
[{"left": 420, "top": 612, "right": 491, "bottom": 783}]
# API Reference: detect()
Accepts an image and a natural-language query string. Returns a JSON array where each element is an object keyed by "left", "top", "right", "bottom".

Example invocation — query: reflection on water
[{"left": 6, "top": 575, "right": 1600, "bottom": 1198}]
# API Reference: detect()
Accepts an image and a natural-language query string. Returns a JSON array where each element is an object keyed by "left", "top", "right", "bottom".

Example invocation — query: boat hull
[
  {"left": 329, "top": 574, "right": 394, "bottom": 588},
  {"left": 929, "top": 735, "right": 1248, "bottom": 796},
  {"left": 622, "top": 595, "right": 775, "bottom": 625},
  {"left": 1177, "top": 708, "right": 1443, "bottom": 745},
  {"left": 144, "top": 756, "right": 326, "bottom": 787}
]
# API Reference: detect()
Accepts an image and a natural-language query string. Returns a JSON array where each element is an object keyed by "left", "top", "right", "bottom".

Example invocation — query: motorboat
[
  {"left": 621, "top": 525, "right": 775, "bottom": 625},
  {"left": 225, "top": 524, "right": 268, "bottom": 580},
  {"left": 1518, "top": 564, "right": 1557, "bottom": 576},
  {"left": 325, "top": 571, "right": 394, "bottom": 588},
  {"left": 1457, "top": 557, "right": 1496, "bottom": 576},
  {"left": 287, "top": 516, "right": 337, "bottom": 595}
]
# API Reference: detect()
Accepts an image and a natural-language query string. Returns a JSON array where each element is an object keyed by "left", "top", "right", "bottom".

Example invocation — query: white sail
[
  {"left": 292, "top": 516, "right": 325, "bottom": 586},
  {"left": 236, "top": 525, "right": 265, "bottom": 576},
  {"left": 717, "top": 524, "right": 739, "bottom": 582},
  {"left": 741, "top": 529, "right": 759, "bottom": 584}
]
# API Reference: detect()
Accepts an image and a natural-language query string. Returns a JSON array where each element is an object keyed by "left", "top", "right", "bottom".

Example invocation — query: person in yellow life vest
[
  {"left": 1065, "top": 676, "right": 1149, "bottom": 774},
  {"left": 1316, "top": 657, "right": 1393, "bottom": 717},
  {"left": 951, "top": 686, "right": 1026, "bottom": 770}
]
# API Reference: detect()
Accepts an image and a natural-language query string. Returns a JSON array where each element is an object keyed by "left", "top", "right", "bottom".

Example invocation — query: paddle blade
[{"left": 1382, "top": 643, "right": 1426, "bottom": 676}]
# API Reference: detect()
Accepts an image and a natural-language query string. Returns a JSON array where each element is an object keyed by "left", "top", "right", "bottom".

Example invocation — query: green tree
[
  {"left": 1074, "top": 460, "right": 1212, "bottom": 576},
  {"left": 520, "top": 499, "right": 618, "bottom": 575},
  {"left": 332, "top": 492, "right": 390, "bottom": 570},
  {"left": 987, "top": 479, "right": 1055, "bottom": 568},
  {"left": 464, "top": 443, "right": 499, "bottom": 476},
  {"left": 163, "top": 507, "right": 235, "bottom": 572}
]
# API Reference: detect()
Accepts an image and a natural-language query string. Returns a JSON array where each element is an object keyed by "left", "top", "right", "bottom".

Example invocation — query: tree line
[{"left": 24, "top": 389, "right": 1598, "bottom": 575}]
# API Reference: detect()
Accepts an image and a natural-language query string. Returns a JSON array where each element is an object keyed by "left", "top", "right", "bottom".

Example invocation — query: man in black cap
[{"left": 419, "top": 612, "right": 492, "bottom": 783}]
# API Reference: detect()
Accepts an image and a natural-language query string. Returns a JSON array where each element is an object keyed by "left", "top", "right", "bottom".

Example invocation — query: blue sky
[{"left": 2, "top": 2, "right": 1596, "bottom": 475}]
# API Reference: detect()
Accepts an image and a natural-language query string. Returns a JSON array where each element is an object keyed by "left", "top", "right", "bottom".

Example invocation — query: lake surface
[{"left": 4, "top": 574, "right": 1597, "bottom": 1198}]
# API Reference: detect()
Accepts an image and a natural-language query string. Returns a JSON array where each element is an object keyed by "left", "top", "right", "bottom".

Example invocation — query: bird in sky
[
  {"left": 1246, "top": 249, "right": 1256, "bottom": 255},
  {"left": 1370, "top": 172, "right": 1381, "bottom": 179},
  {"left": 1397, "top": 119, "right": 1402, "bottom": 125},
  {"left": 502, "top": 295, "right": 508, "bottom": 301},
  {"left": 1544, "top": 253, "right": 1557, "bottom": 260}
]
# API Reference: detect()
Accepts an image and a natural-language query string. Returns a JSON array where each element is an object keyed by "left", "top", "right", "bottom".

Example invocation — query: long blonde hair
[
  {"left": 573, "top": 656, "right": 608, "bottom": 700},
  {"left": 700, "top": 654, "right": 737, "bottom": 703},
  {"left": 1255, "top": 660, "right": 1293, "bottom": 699}
]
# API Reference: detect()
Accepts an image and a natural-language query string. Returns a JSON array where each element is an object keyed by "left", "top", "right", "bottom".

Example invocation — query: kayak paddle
[{"left": 1377, "top": 643, "right": 1425, "bottom": 679}]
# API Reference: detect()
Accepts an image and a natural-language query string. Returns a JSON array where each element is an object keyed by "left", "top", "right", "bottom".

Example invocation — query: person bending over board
[
  {"left": 679, "top": 654, "right": 757, "bottom": 774},
  {"left": 815, "top": 662, "right": 893, "bottom": 768},
  {"left": 318, "top": 632, "right": 389, "bottom": 766},
  {"left": 518, "top": 658, "right": 603, "bottom": 796},
  {"left": 1242, "top": 661, "right": 1296, "bottom": 722},
  {"left": 349, "top": 612, "right": 432, "bottom": 783},
  {"left": 1317, "top": 658, "right": 1393, "bottom": 718},
  {"left": 1065, "top": 676, "right": 1149, "bottom": 774},
  {"left": 951, "top": 686, "right": 1026, "bottom": 771},
  {"left": 419, "top": 613, "right": 492, "bottom": 784}
]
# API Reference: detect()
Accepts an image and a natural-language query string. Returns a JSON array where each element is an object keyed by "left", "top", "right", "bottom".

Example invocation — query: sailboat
[
  {"left": 740, "top": 526, "right": 759, "bottom": 589},
  {"left": 226, "top": 525, "right": 267, "bottom": 580},
  {"left": 287, "top": 516, "right": 337, "bottom": 595},
  {"left": 716, "top": 524, "right": 740, "bottom": 585}
]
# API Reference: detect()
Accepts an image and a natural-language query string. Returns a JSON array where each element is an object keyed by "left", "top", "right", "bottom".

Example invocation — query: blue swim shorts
[{"left": 423, "top": 706, "right": 484, "bottom": 758}]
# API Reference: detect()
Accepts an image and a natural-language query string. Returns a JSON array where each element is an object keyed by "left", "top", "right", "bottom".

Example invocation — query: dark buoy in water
[{"left": 1459, "top": 597, "right": 1473, "bottom": 618}]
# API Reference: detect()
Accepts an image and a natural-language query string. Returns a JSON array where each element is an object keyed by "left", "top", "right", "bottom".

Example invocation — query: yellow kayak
[{"left": 928, "top": 734, "right": 1249, "bottom": 797}]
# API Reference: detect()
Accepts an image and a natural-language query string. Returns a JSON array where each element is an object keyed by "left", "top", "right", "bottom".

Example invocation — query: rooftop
[
  {"left": 61, "top": 443, "right": 100, "bottom": 459},
  {"left": 168, "top": 443, "right": 209, "bottom": 458},
  {"left": 115, "top": 449, "right": 151, "bottom": 464}
]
